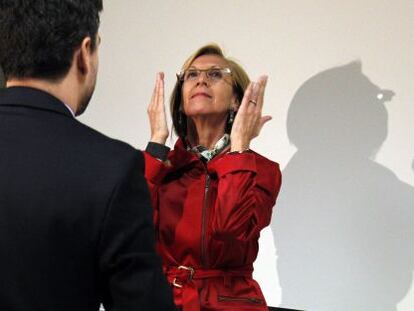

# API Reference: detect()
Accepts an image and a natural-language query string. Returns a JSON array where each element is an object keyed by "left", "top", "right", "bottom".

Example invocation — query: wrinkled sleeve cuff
[
  {"left": 145, "top": 142, "right": 170, "bottom": 162},
  {"left": 213, "top": 152, "right": 257, "bottom": 178},
  {"left": 143, "top": 151, "right": 169, "bottom": 184}
]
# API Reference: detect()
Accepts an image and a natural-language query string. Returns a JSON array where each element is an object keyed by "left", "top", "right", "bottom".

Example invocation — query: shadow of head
[{"left": 287, "top": 61, "right": 394, "bottom": 158}]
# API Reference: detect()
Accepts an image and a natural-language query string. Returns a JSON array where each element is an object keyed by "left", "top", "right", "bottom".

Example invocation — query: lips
[{"left": 191, "top": 92, "right": 212, "bottom": 99}]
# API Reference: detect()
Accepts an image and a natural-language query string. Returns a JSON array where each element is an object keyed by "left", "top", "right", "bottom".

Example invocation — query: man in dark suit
[{"left": 0, "top": 1, "right": 175, "bottom": 310}]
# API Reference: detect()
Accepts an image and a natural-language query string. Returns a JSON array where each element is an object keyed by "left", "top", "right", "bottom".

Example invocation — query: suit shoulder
[
  {"left": 66, "top": 119, "right": 144, "bottom": 171},
  {"left": 73, "top": 120, "right": 138, "bottom": 152}
]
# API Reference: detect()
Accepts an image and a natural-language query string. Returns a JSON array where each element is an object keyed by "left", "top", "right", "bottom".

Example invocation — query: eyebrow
[{"left": 187, "top": 65, "right": 223, "bottom": 70}]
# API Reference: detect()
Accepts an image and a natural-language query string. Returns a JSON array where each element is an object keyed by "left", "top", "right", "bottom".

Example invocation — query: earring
[
  {"left": 228, "top": 109, "right": 235, "bottom": 124},
  {"left": 178, "top": 110, "right": 183, "bottom": 125}
]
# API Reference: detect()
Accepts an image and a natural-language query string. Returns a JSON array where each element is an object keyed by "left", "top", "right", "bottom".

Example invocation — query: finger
[
  {"left": 152, "top": 73, "right": 160, "bottom": 110},
  {"left": 258, "top": 75, "right": 268, "bottom": 87},
  {"left": 248, "top": 81, "right": 261, "bottom": 113},
  {"left": 159, "top": 72, "right": 165, "bottom": 110},
  {"left": 257, "top": 75, "right": 268, "bottom": 110},
  {"left": 244, "top": 82, "right": 258, "bottom": 114},
  {"left": 154, "top": 72, "right": 162, "bottom": 109},
  {"left": 251, "top": 80, "right": 261, "bottom": 101},
  {"left": 238, "top": 82, "right": 253, "bottom": 115},
  {"left": 149, "top": 73, "right": 159, "bottom": 110}
]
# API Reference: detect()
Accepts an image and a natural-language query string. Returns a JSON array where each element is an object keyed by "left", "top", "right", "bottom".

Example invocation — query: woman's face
[{"left": 182, "top": 54, "right": 237, "bottom": 119}]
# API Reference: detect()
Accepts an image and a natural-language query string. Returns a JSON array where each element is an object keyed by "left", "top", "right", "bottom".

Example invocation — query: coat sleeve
[
  {"left": 98, "top": 150, "right": 175, "bottom": 310},
  {"left": 142, "top": 151, "right": 170, "bottom": 229},
  {"left": 210, "top": 152, "right": 282, "bottom": 242}
]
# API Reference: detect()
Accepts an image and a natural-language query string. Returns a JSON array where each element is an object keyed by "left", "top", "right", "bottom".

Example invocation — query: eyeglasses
[{"left": 177, "top": 67, "right": 232, "bottom": 83}]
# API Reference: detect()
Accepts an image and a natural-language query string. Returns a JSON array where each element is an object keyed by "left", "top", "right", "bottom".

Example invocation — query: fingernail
[{"left": 259, "top": 75, "right": 268, "bottom": 84}]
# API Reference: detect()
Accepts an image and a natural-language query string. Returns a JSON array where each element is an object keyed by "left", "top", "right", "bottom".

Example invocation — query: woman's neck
[{"left": 187, "top": 115, "right": 227, "bottom": 149}]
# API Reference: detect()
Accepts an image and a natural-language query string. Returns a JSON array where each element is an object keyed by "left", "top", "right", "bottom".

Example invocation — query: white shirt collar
[{"left": 63, "top": 103, "right": 75, "bottom": 117}]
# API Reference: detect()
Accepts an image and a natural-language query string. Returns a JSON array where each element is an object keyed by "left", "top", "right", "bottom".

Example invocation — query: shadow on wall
[{"left": 271, "top": 62, "right": 414, "bottom": 311}]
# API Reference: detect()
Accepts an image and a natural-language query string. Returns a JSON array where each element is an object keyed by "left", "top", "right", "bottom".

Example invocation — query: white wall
[{"left": 80, "top": 1, "right": 414, "bottom": 310}]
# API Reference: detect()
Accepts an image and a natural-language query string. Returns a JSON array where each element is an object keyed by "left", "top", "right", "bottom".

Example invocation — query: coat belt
[{"left": 163, "top": 265, "right": 253, "bottom": 311}]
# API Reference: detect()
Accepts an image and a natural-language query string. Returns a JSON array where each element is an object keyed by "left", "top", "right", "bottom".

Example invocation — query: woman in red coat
[{"left": 144, "top": 44, "right": 281, "bottom": 311}]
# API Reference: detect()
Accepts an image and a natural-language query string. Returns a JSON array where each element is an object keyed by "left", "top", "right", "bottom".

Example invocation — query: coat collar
[
  {"left": 0, "top": 86, "right": 74, "bottom": 118},
  {"left": 168, "top": 138, "right": 231, "bottom": 173},
  {"left": 168, "top": 138, "right": 200, "bottom": 171}
]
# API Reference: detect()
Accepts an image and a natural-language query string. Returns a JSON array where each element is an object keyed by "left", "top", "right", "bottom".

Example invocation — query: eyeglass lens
[{"left": 184, "top": 68, "right": 226, "bottom": 82}]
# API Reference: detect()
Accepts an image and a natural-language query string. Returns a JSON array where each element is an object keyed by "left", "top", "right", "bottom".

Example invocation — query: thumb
[
  {"left": 260, "top": 115, "right": 272, "bottom": 127},
  {"left": 254, "top": 115, "right": 272, "bottom": 138}
]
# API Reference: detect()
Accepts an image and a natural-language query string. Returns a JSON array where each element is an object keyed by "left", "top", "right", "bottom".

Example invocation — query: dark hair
[
  {"left": 170, "top": 43, "right": 250, "bottom": 140},
  {"left": 0, "top": 66, "right": 5, "bottom": 88},
  {"left": 0, "top": 0, "right": 103, "bottom": 81}
]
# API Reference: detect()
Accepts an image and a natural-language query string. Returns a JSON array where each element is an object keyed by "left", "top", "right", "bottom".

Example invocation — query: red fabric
[{"left": 144, "top": 139, "right": 282, "bottom": 311}]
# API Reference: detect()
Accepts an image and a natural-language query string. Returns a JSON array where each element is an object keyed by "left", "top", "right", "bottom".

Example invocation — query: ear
[
  {"left": 230, "top": 95, "right": 240, "bottom": 112},
  {"left": 76, "top": 37, "right": 93, "bottom": 76}
]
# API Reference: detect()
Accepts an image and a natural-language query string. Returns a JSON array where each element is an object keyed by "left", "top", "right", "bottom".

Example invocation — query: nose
[{"left": 196, "top": 71, "right": 209, "bottom": 85}]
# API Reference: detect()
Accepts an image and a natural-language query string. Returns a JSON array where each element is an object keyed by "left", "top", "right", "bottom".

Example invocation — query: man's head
[{"left": 0, "top": 0, "right": 103, "bottom": 115}]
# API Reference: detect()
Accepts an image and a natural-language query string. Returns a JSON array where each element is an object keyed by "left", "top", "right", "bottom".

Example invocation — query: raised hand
[
  {"left": 230, "top": 75, "right": 272, "bottom": 152},
  {"left": 147, "top": 72, "right": 169, "bottom": 145}
]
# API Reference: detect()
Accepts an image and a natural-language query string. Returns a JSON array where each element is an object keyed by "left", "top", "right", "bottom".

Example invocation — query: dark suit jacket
[
  {"left": 0, "top": 66, "right": 4, "bottom": 88},
  {"left": 0, "top": 87, "right": 175, "bottom": 311}
]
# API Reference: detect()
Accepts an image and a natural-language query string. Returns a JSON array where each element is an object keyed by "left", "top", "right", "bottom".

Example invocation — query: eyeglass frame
[{"left": 176, "top": 67, "right": 233, "bottom": 83}]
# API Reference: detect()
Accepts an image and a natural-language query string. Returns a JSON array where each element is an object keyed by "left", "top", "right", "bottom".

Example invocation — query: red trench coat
[{"left": 144, "top": 139, "right": 281, "bottom": 311}]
